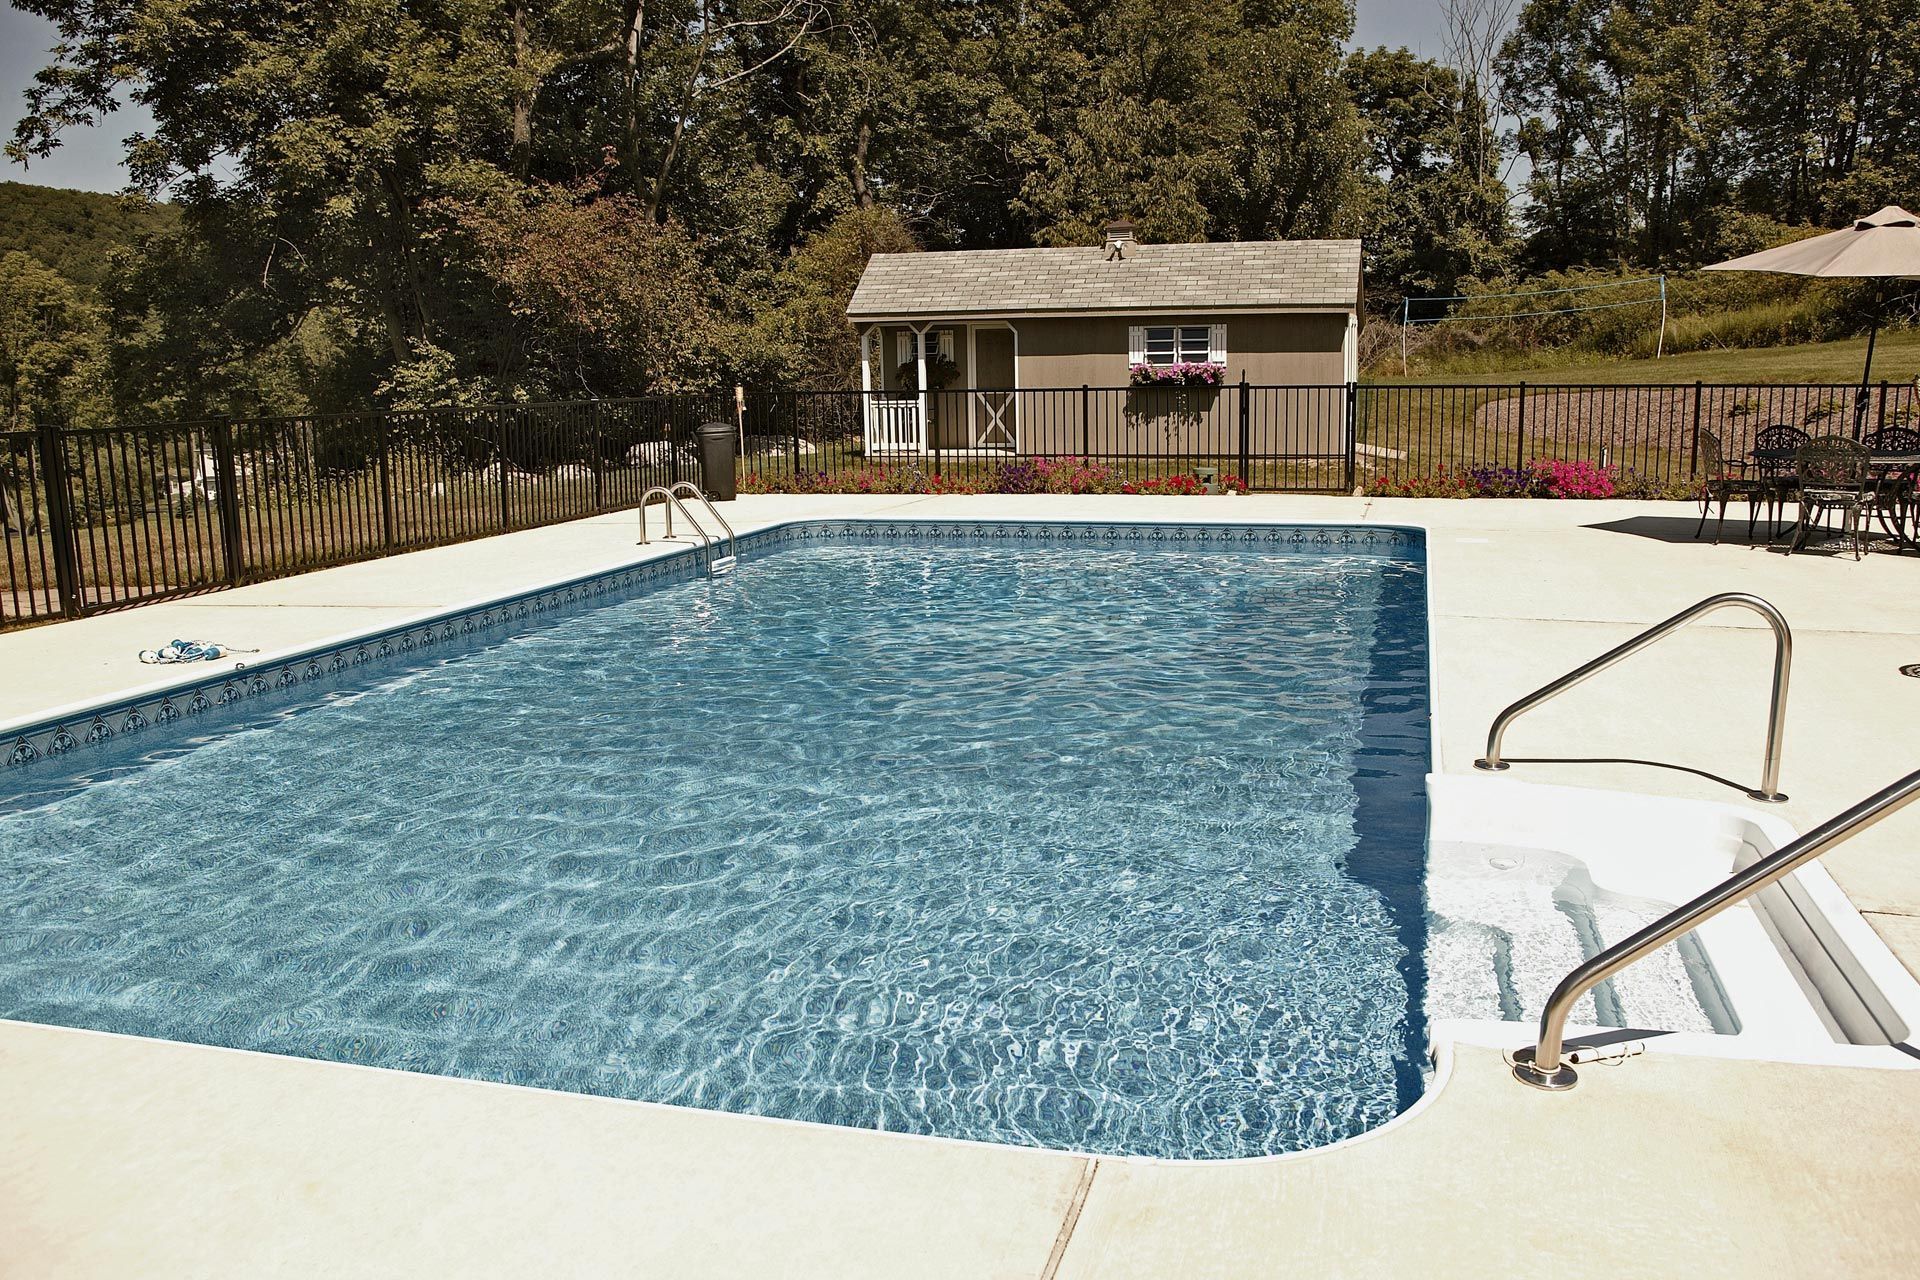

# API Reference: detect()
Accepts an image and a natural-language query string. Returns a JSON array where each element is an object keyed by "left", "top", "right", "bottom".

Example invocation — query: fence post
[
  {"left": 1236, "top": 379, "right": 1252, "bottom": 485},
  {"left": 1876, "top": 380, "right": 1890, "bottom": 436},
  {"left": 1514, "top": 382, "right": 1527, "bottom": 471},
  {"left": 1080, "top": 384, "right": 1090, "bottom": 456},
  {"left": 1688, "top": 381, "right": 1704, "bottom": 481},
  {"left": 791, "top": 398, "right": 802, "bottom": 477},
  {"left": 590, "top": 398, "right": 604, "bottom": 510},
  {"left": 33, "top": 420, "right": 82, "bottom": 618},
  {"left": 211, "top": 416, "right": 245, "bottom": 588},
  {"left": 1343, "top": 383, "right": 1358, "bottom": 494},
  {"left": 376, "top": 416, "right": 395, "bottom": 548},
  {"left": 496, "top": 404, "right": 511, "bottom": 530}
]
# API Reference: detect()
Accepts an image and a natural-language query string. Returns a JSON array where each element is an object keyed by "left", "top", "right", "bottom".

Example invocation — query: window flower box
[{"left": 1129, "top": 361, "right": 1225, "bottom": 388}]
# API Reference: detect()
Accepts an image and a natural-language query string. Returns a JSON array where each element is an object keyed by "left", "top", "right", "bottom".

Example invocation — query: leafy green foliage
[
  {"left": 0, "top": 181, "right": 176, "bottom": 292},
  {"left": 0, "top": 249, "right": 103, "bottom": 428},
  {"left": 4, "top": 0, "right": 1916, "bottom": 417},
  {"left": 1500, "top": 0, "right": 1920, "bottom": 269}
]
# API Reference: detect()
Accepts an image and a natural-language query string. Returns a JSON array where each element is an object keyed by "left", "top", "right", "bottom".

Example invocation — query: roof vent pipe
[{"left": 1104, "top": 220, "right": 1136, "bottom": 261}]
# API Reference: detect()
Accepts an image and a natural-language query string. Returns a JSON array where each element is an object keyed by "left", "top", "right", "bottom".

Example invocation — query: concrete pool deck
[{"left": 3, "top": 494, "right": 1918, "bottom": 1276}]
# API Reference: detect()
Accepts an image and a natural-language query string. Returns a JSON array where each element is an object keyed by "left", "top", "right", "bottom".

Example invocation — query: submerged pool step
[
  {"left": 708, "top": 555, "right": 738, "bottom": 575},
  {"left": 1426, "top": 844, "right": 1720, "bottom": 1035}
]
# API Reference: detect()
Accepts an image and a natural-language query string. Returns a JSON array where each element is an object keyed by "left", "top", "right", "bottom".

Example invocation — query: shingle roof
[{"left": 845, "top": 240, "right": 1362, "bottom": 320}]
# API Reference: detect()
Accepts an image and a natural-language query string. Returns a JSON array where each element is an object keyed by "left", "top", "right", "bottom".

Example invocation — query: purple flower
[{"left": 1129, "top": 361, "right": 1225, "bottom": 388}]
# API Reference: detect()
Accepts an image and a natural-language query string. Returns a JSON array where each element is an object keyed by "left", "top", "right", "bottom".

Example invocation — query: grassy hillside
[
  {"left": 1371, "top": 328, "right": 1920, "bottom": 386},
  {"left": 0, "top": 179, "right": 177, "bottom": 292}
]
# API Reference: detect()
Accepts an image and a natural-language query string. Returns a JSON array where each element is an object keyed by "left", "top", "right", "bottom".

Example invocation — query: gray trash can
[{"left": 696, "top": 421, "right": 738, "bottom": 501}]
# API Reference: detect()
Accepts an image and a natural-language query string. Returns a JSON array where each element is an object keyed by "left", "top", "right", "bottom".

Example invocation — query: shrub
[
  {"left": 1529, "top": 459, "right": 1616, "bottom": 499},
  {"left": 741, "top": 458, "right": 1246, "bottom": 497},
  {"left": 1369, "top": 458, "right": 1631, "bottom": 499},
  {"left": 739, "top": 467, "right": 979, "bottom": 495}
]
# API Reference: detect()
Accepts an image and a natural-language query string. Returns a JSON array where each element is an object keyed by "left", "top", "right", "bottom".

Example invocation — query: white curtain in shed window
[{"left": 896, "top": 330, "right": 955, "bottom": 364}]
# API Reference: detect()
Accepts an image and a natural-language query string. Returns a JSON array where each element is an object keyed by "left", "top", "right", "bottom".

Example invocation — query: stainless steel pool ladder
[
  {"left": 1513, "top": 767, "right": 1920, "bottom": 1089},
  {"left": 638, "top": 482, "right": 737, "bottom": 575},
  {"left": 1474, "top": 592, "right": 1791, "bottom": 803}
]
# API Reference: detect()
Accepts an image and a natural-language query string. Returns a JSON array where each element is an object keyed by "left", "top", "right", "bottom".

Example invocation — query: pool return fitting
[
  {"left": 1512, "top": 767, "right": 1920, "bottom": 1089},
  {"left": 1475, "top": 592, "right": 1792, "bottom": 803}
]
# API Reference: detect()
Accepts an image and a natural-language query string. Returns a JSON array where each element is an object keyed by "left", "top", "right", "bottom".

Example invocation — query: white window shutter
[
  {"left": 936, "top": 330, "right": 955, "bottom": 361},
  {"left": 896, "top": 332, "right": 910, "bottom": 366},
  {"left": 1209, "top": 323, "right": 1227, "bottom": 365},
  {"left": 1128, "top": 326, "right": 1145, "bottom": 364}
]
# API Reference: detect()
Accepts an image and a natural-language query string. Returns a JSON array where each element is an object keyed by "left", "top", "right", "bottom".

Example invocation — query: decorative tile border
[
  {"left": 3, "top": 520, "right": 1421, "bottom": 775},
  {"left": 762, "top": 520, "right": 1423, "bottom": 556}
]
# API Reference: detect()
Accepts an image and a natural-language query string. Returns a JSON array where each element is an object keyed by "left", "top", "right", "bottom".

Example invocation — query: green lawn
[{"left": 1370, "top": 328, "right": 1920, "bottom": 386}]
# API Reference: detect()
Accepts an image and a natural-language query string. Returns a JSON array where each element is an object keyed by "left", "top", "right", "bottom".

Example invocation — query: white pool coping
[{"left": 4, "top": 493, "right": 1919, "bottom": 1278}]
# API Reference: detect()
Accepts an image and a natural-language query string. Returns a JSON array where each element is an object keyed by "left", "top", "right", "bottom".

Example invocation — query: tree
[
  {"left": 0, "top": 250, "right": 100, "bottom": 428},
  {"left": 1346, "top": 47, "right": 1514, "bottom": 300},
  {"left": 432, "top": 177, "right": 732, "bottom": 398},
  {"left": 743, "top": 205, "right": 918, "bottom": 387}
]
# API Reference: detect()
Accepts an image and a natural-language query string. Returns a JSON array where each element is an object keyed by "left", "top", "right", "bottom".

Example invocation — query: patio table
[{"left": 1751, "top": 448, "right": 1920, "bottom": 551}]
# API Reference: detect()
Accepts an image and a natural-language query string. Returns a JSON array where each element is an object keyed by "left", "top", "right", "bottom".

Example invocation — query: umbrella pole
[{"left": 1856, "top": 286, "right": 1882, "bottom": 439}]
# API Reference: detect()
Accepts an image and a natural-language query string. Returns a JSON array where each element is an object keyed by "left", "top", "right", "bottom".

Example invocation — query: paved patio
[{"left": 2, "top": 494, "right": 1917, "bottom": 1276}]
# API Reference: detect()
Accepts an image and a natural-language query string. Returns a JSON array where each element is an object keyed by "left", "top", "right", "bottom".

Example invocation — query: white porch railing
[{"left": 863, "top": 396, "right": 924, "bottom": 453}]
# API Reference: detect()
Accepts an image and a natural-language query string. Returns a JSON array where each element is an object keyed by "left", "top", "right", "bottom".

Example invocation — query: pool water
[{"left": 0, "top": 532, "right": 1430, "bottom": 1159}]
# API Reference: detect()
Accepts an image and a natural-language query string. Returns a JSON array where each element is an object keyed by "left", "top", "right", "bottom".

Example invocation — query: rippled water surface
[{"left": 0, "top": 535, "right": 1430, "bottom": 1158}]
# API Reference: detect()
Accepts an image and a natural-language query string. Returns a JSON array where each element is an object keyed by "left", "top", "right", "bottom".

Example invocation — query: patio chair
[
  {"left": 1752, "top": 424, "right": 1811, "bottom": 533},
  {"left": 1692, "top": 426, "right": 1770, "bottom": 543},
  {"left": 1864, "top": 425, "right": 1920, "bottom": 551},
  {"left": 1785, "top": 436, "right": 1873, "bottom": 559}
]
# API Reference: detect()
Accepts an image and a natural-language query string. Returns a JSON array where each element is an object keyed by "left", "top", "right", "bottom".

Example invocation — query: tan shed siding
[
  {"left": 1226, "top": 315, "right": 1346, "bottom": 385},
  {"left": 1013, "top": 314, "right": 1347, "bottom": 389},
  {"left": 1013, "top": 313, "right": 1349, "bottom": 458}
]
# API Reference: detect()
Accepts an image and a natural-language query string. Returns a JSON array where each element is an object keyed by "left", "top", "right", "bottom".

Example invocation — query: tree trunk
[
  {"left": 621, "top": 0, "right": 645, "bottom": 179},
  {"left": 509, "top": 1, "right": 533, "bottom": 178},
  {"left": 850, "top": 119, "right": 873, "bottom": 208},
  {"left": 647, "top": 31, "right": 706, "bottom": 223}
]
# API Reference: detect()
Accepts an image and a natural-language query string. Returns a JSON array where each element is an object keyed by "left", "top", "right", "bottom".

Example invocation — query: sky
[{"left": 0, "top": 0, "right": 1460, "bottom": 195}]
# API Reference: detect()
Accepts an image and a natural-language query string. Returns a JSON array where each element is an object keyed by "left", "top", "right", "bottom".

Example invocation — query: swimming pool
[{"left": 0, "top": 521, "right": 1431, "bottom": 1160}]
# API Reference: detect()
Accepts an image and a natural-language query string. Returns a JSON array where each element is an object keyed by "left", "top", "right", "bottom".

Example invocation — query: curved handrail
[
  {"left": 668, "top": 481, "right": 737, "bottom": 565},
  {"left": 1513, "top": 767, "right": 1920, "bottom": 1089},
  {"left": 638, "top": 485, "right": 715, "bottom": 568},
  {"left": 1474, "top": 592, "right": 1791, "bottom": 803}
]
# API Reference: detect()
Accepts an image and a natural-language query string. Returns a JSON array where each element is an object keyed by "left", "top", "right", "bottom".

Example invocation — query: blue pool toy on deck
[{"left": 137, "top": 639, "right": 259, "bottom": 664}]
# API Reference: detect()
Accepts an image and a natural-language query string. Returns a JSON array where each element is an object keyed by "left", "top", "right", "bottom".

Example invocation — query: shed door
[{"left": 972, "top": 328, "right": 1017, "bottom": 450}]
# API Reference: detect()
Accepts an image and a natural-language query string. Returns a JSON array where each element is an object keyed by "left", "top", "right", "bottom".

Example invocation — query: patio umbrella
[{"left": 1704, "top": 205, "right": 1920, "bottom": 430}]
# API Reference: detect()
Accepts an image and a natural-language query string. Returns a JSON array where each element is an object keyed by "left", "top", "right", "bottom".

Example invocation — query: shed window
[
  {"left": 896, "top": 330, "right": 956, "bottom": 365},
  {"left": 1129, "top": 324, "right": 1227, "bottom": 366}
]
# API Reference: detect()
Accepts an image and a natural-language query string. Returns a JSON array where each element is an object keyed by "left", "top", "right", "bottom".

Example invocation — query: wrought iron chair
[
  {"left": 1692, "top": 426, "right": 1770, "bottom": 543},
  {"left": 1751, "top": 424, "right": 1811, "bottom": 533},
  {"left": 1864, "top": 425, "right": 1920, "bottom": 551},
  {"left": 1785, "top": 436, "right": 1873, "bottom": 559}
]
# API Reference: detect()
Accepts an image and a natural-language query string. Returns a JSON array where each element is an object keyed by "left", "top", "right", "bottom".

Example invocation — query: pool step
[
  {"left": 708, "top": 555, "right": 738, "bottom": 575},
  {"left": 1426, "top": 844, "right": 1721, "bottom": 1035}
]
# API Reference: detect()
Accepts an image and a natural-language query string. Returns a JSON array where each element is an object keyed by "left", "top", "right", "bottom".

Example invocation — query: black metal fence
[
  {"left": 736, "top": 384, "right": 1354, "bottom": 493},
  {"left": 1, "top": 395, "right": 727, "bottom": 627},
  {"left": 4, "top": 380, "right": 1915, "bottom": 628}
]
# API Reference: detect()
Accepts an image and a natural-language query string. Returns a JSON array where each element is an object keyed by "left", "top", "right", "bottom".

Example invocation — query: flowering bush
[
  {"left": 992, "top": 455, "right": 1128, "bottom": 494},
  {"left": 740, "top": 468, "right": 980, "bottom": 495},
  {"left": 740, "top": 457, "right": 1244, "bottom": 496},
  {"left": 1121, "top": 472, "right": 1248, "bottom": 495},
  {"left": 1529, "top": 459, "right": 1617, "bottom": 498},
  {"left": 1128, "top": 361, "right": 1225, "bottom": 388},
  {"left": 1367, "top": 458, "right": 1620, "bottom": 499},
  {"left": 1124, "top": 473, "right": 1206, "bottom": 495}
]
